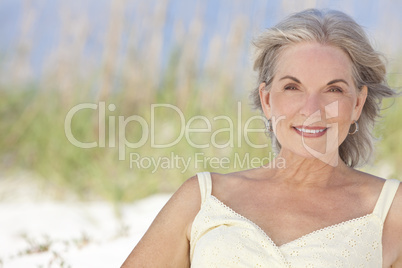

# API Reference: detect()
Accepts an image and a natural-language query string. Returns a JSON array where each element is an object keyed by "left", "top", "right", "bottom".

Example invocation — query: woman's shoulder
[
  {"left": 347, "top": 170, "right": 398, "bottom": 205},
  {"left": 354, "top": 170, "right": 401, "bottom": 198},
  {"left": 174, "top": 171, "right": 248, "bottom": 202},
  {"left": 207, "top": 168, "right": 272, "bottom": 199},
  {"left": 354, "top": 170, "right": 402, "bottom": 259},
  {"left": 176, "top": 171, "right": 250, "bottom": 199},
  {"left": 379, "top": 176, "right": 402, "bottom": 266}
]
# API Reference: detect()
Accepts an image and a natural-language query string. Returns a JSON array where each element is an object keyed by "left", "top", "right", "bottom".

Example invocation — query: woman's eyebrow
[
  {"left": 279, "top": 76, "right": 349, "bottom": 86},
  {"left": 279, "top": 75, "right": 301, "bottom": 83},
  {"left": 327, "top": 79, "right": 349, "bottom": 86}
]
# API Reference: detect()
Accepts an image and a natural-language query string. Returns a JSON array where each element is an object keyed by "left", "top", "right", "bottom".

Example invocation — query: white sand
[{"left": 0, "top": 194, "right": 171, "bottom": 268}]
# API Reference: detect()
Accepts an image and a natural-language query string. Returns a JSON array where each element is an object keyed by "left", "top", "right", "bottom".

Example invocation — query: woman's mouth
[{"left": 293, "top": 126, "right": 328, "bottom": 137}]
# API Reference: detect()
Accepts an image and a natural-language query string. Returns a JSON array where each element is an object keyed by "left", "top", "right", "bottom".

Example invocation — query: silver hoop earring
[
  {"left": 266, "top": 119, "right": 273, "bottom": 132},
  {"left": 349, "top": 121, "right": 359, "bottom": 135}
]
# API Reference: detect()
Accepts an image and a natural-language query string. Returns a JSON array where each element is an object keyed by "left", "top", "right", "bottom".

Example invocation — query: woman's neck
[{"left": 269, "top": 149, "right": 351, "bottom": 188}]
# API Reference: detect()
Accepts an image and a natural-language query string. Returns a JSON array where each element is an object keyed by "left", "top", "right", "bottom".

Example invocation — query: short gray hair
[{"left": 251, "top": 9, "right": 396, "bottom": 167}]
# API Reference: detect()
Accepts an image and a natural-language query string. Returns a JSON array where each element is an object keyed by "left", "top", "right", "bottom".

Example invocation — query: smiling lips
[{"left": 293, "top": 126, "right": 328, "bottom": 137}]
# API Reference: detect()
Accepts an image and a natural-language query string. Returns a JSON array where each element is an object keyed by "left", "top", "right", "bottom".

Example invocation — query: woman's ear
[
  {"left": 352, "top": 85, "right": 368, "bottom": 121},
  {"left": 259, "top": 82, "right": 271, "bottom": 118}
]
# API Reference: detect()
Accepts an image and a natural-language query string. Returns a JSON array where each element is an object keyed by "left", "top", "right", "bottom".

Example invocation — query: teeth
[{"left": 295, "top": 127, "right": 326, "bottom": 134}]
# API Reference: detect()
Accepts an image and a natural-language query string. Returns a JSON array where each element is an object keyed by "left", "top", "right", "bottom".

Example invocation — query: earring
[
  {"left": 266, "top": 119, "right": 273, "bottom": 132},
  {"left": 349, "top": 120, "right": 359, "bottom": 135}
]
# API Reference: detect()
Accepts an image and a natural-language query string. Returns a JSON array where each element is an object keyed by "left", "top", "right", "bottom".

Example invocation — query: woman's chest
[
  {"left": 191, "top": 196, "right": 383, "bottom": 267},
  {"left": 216, "top": 187, "right": 372, "bottom": 247}
]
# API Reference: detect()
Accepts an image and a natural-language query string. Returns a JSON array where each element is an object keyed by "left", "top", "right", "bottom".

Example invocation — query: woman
[{"left": 122, "top": 9, "right": 402, "bottom": 267}]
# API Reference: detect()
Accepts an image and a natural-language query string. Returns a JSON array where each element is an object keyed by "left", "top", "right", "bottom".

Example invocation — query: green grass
[
  {"left": 1, "top": 2, "right": 401, "bottom": 202},
  {"left": 2, "top": 73, "right": 401, "bottom": 202},
  {"left": 0, "top": 71, "right": 272, "bottom": 202}
]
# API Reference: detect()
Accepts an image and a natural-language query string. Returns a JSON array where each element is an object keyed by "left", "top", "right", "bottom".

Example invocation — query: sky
[{"left": 0, "top": 0, "right": 401, "bottom": 80}]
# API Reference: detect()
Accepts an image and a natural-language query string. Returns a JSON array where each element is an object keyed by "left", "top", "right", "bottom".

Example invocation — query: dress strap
[
  {"left": 196, "top": 172, "right": 212, "bottom": 204},
  {"left": 373, "top": 179, "right": 400, "bottom": 222}
]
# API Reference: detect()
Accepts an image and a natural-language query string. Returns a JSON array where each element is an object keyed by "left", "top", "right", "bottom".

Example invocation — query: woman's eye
[
  {"left": 329, "top": 87, "right": 343, "bottom": 93},
  {"left": 284, "top": 85, "right": 298, "bottom": 90}
]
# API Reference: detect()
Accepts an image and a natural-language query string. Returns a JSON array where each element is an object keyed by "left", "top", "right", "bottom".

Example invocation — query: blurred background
[
  {"left": 0, "top": 0, "right": 401, "bottom": 203},
  {"left": 1, "top": 0, "right": 402, "bottom": 267}
]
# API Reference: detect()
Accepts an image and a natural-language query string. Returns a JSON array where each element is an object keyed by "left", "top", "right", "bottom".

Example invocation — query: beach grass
[{"left": 1, "top": 1, "right": 401, "bottom": 202}]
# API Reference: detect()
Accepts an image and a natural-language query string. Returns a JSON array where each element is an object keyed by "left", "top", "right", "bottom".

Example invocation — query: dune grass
[{"left": 1, "top": 1, "right": 401, "bottom": 202}]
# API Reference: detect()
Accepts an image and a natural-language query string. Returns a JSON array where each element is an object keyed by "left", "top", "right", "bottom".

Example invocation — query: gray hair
[{"left": 251, "top": 9, "right": 396, "bottom": 167}]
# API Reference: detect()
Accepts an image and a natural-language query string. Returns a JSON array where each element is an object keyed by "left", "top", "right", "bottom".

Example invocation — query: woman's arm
[
  {"left": 121, "top": 176, "right": 201, "bottom": 268},
  {"left": 383, "top": 184, "right": 402, "bottom": 267}
]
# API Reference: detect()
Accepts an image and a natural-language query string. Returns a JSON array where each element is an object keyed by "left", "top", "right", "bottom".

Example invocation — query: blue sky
[{"left": 0, "top": 0, "right": 401, "bottom": 79}]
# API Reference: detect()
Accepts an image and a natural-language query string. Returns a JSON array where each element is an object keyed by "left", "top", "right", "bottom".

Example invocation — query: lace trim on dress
[
  {"left": 209, "top": 195, "right": 288, "bottom": 264},
  {"left": 208, "top": 195, "right": 381, "bottom": 249}
]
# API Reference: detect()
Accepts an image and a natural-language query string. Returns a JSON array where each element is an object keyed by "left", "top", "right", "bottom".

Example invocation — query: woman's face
[{"left": 260, "top": 42, "right": 367, "bottom": 165}]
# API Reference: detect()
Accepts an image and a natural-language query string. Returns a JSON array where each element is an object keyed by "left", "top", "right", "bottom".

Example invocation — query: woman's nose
[{"left": 299, "top": 93, "right": 323, "bottom": 119}]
